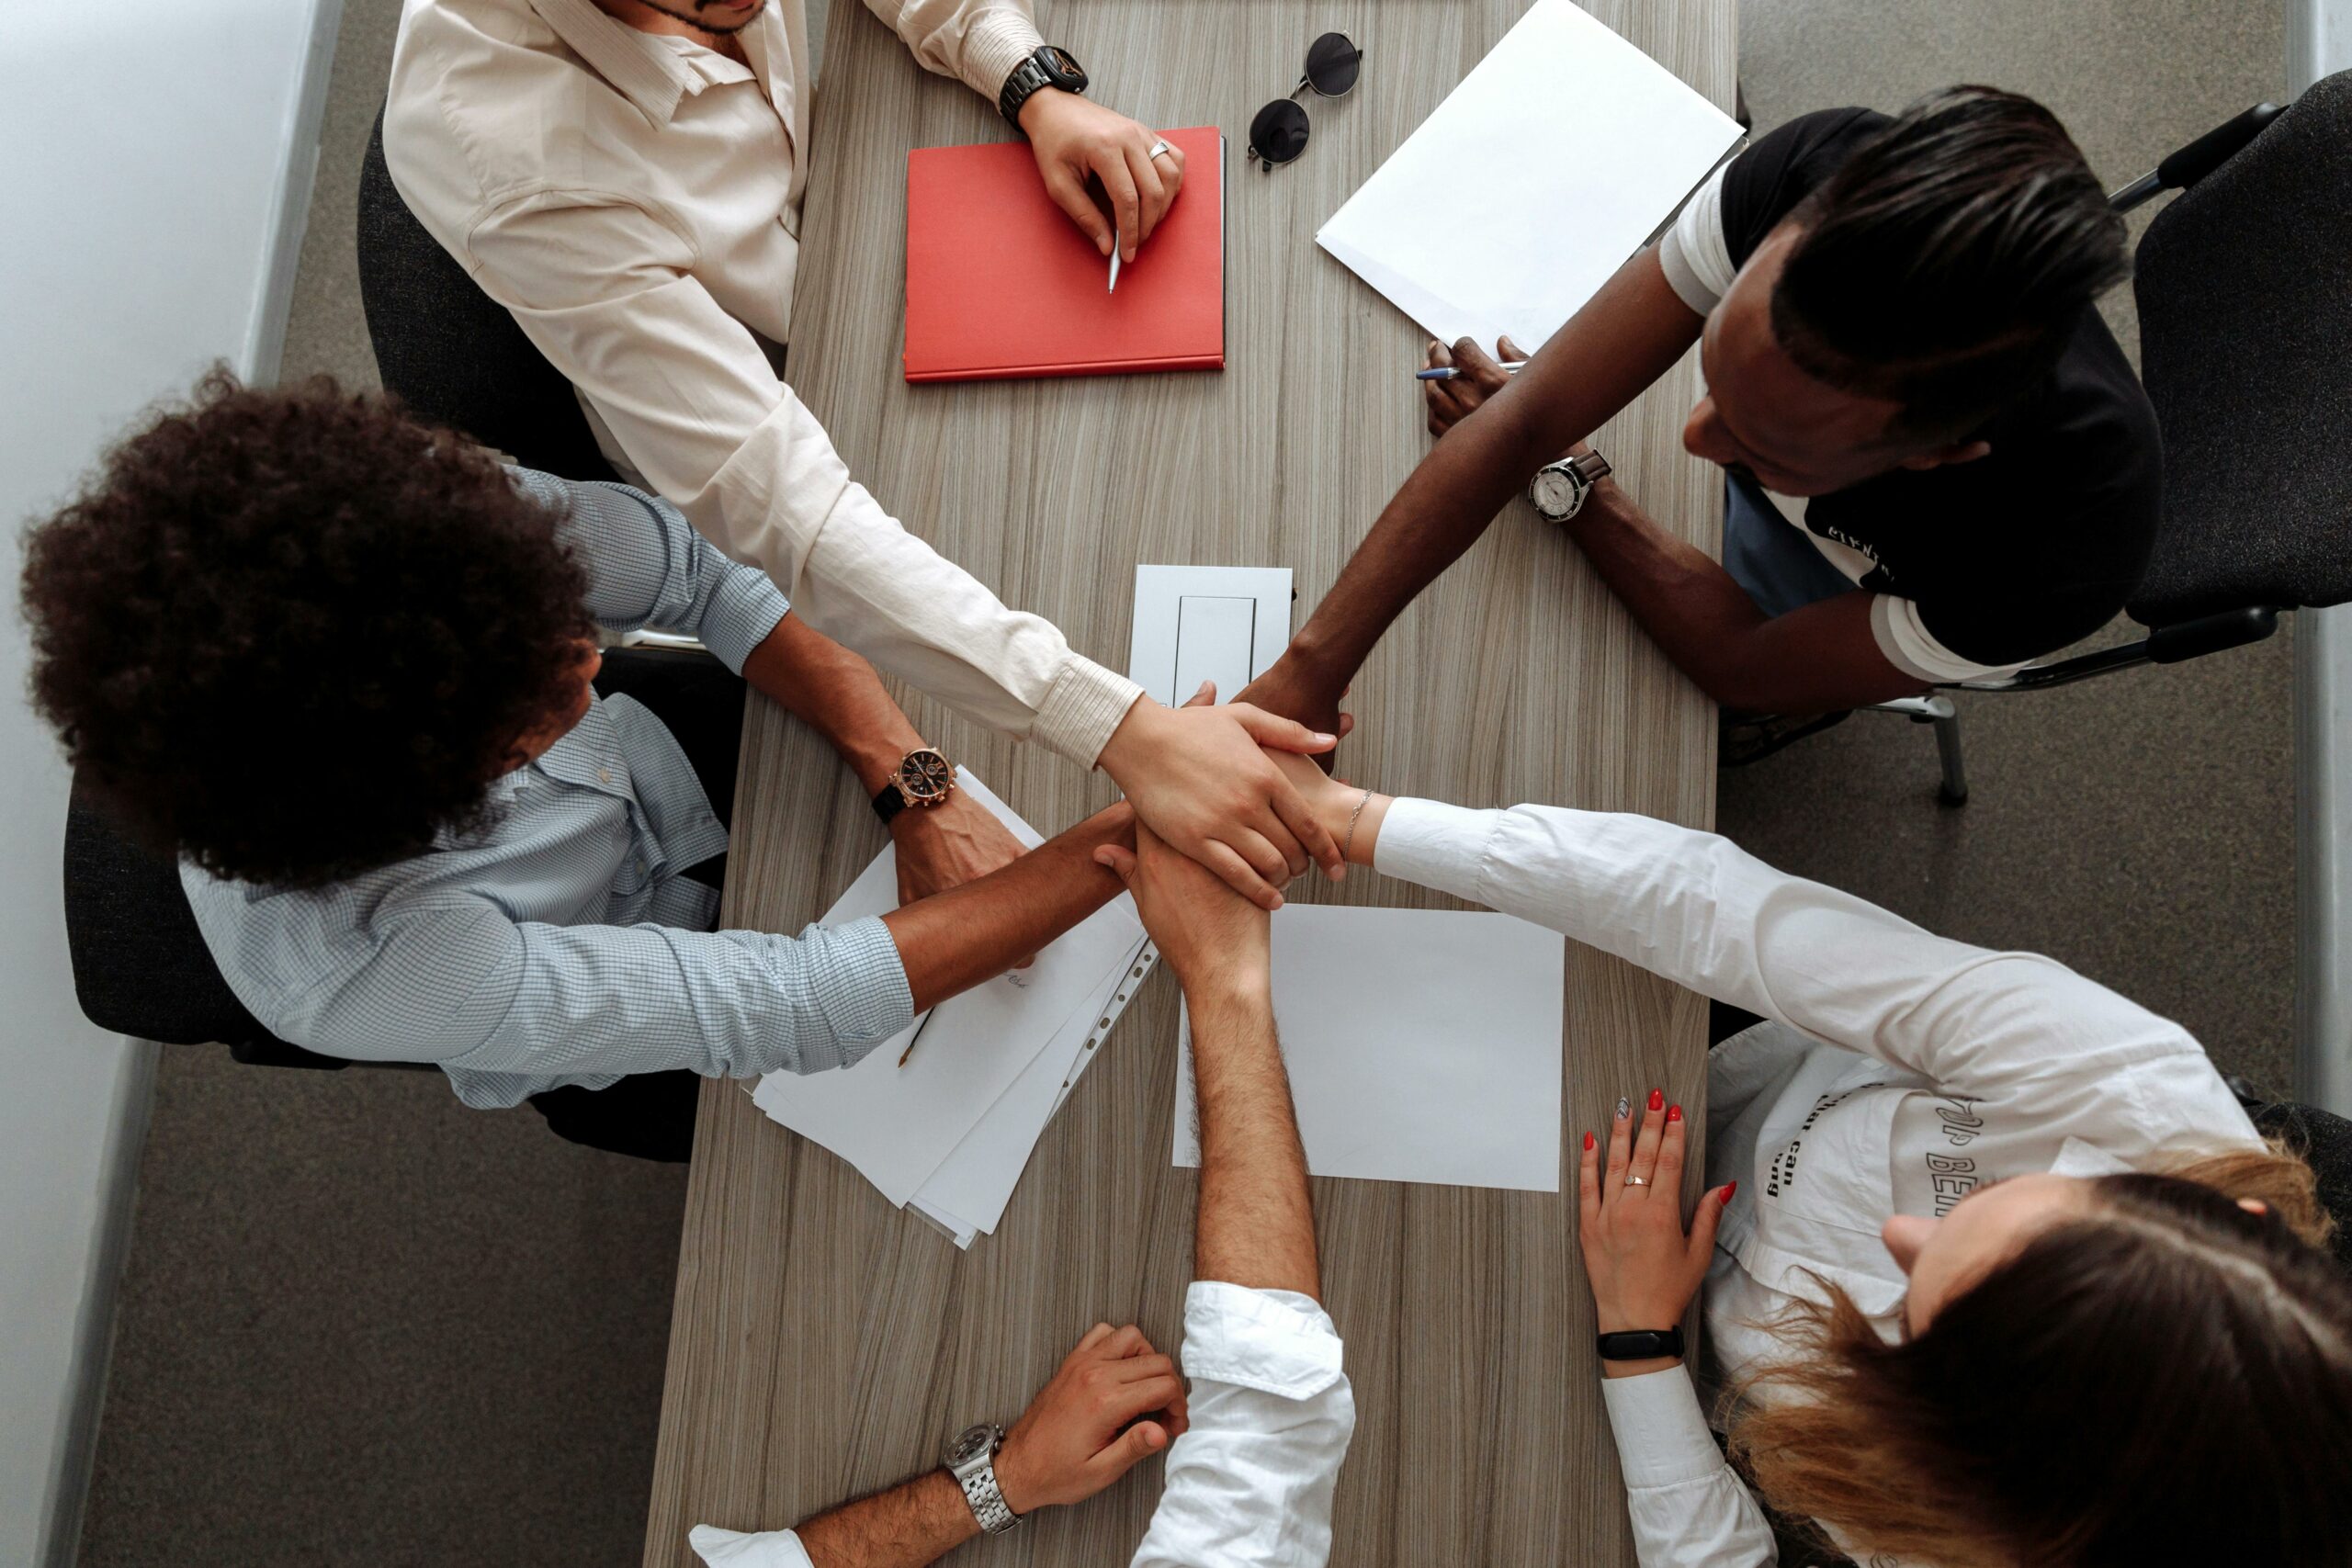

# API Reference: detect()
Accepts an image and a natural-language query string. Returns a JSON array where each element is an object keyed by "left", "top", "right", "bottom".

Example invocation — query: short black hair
[
  {"left": 1771, "top": 86, "right": 2131, "bottom": 440},
  {"left": 21, "top": 371, "right": 597, "bottom": 888}
]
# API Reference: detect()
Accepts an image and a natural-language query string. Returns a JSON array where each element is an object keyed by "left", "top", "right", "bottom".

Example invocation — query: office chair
[
  {"left": 60, "top": 649, "right": 746, "bottom": 1149},
  {"left": 355, "top": 107, "right": 619, "bottom": 482},
  {"left": 1727, "top": 73, "right": 2352, "bottom": 804}
]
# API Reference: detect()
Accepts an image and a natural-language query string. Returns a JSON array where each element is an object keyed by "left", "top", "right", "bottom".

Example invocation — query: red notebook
[{"left": 904, "top": 125, "right": 1224, "bottom": 383}]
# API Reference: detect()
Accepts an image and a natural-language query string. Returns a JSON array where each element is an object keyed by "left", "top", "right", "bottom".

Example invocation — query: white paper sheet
[
  {"left": 1173, "top": 906, "right": 1566, "bottom": 1191},
  {"left": 1127, "top": 566, "right": 1293, "bottom": 707},
  {"left": 751, "top": 773, "right": 1146, "bottom": 1207},
  {"left": 910, "top": 933, "right": 1146, "bottom": 1241},
  {"left": 1316, "top": 0, "right": 1741, "bottom": 352}
]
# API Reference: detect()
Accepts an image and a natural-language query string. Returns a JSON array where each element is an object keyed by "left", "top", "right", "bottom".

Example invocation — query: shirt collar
[
  {"left": 527, "top": 691, "right": 633, "bottom": 798},
  {"left": 526, "top": 0, "right": 700, "bottom": 125}
]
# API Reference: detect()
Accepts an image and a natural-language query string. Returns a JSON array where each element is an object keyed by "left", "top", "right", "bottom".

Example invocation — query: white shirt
[
  {"left": 686, "top": 1281, "right": 1355, "bottom": 1567},
  {"left": 1371, "top": 797, "right": 2260, "bottom": 1568},
  {"left": 384, "top": 0, "right": 1146, "bottom": 764}
]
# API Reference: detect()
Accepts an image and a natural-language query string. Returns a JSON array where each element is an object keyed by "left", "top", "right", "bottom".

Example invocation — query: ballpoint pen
[
  {"left": 1415, "top": 362, "right": 1523, "bottom": 381},
  {"left": 1109, "top": 224, "right": 1121, "bottom": 293}
]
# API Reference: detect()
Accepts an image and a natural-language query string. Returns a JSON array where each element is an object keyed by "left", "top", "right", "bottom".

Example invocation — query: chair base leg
[{"left": 1863, "top": 694, "right": 1969, "bottom": 807}]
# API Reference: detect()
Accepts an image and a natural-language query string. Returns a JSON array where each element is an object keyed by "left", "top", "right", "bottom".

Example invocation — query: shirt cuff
[
  {"left": 807, "top": 915, "right": 916, "bottom": 1067},
  {"left": 958, "top": 9, "right": 1047, "bottom": 104},
  {"left": 694, "top": 571, "right": 792, "bottom": 675},
  {"left": 1657, "top": 164, "right": 1735, "bottom": 316},
  {"left": 1178, "top": 1280, "right": 1346, "bottom": 1400},
  {"left": 1031, "top": 656, "right": 1144, "bottom": 765},
  {"left": 1868, "top": 593, "right": 2033, "bottom": 684},
  {"left": 1369, "top": 797, "right": 1502, "bottom": 906},
  {"left": 1599, "top": 1366, "right": 1729, "bottom": 1491},
  {"left": 687, "top": 1523, "right": 815, "bottom": 1568}
]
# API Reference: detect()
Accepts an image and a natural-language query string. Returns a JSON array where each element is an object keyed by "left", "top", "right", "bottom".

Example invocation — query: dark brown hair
[
  {"left": 1772, "top": 86, "right": 2132, "bottom": 440},
  {"left": 21, "top": 371, "right": 597, "bottom": 888},
  {"left": 1729, "top": 1145, "right": 2352, "bottom": 1566}
]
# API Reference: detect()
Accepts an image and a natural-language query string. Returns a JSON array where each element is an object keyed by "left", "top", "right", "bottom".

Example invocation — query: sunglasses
[{"left": 1246, "top": 32, "right": 1363, "bottom": 171}]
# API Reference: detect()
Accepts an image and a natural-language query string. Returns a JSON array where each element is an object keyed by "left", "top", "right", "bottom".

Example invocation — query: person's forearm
[
  {"left": 1561, "top": 480, "right": 1771, "bottom": 705},
  {"left": 882, "top": 805, "right": 1134, "bottom": 1011},
  {"left": 743, "top": 612, "right": 925, "bottom": 794},
  {"left": 794, "top": 1468, "right": 977, "bottom": 1568},
  {"left": 1563, "top": 484, "right": 1919, "bottom": 713},
  {"left": 1186, "top": 980, "right": 1320, "bottom": 1300},
  {"left": 1283, "top": 252, "right": 1702, "bottom": 704}
]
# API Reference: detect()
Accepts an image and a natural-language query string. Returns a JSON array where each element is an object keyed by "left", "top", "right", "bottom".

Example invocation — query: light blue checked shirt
[{"left": 184, "top": 469, "right": 916, "bottom": 1110}]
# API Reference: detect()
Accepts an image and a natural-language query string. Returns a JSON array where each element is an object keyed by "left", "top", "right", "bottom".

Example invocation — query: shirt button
[{"left": 598, "top": 768, "right": 612, "bottom": 784}]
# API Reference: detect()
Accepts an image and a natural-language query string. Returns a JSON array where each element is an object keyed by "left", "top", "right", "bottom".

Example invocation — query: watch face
[
  {"left": 900, "top": 748, "right": 955, "bottom": 803},
  {"left": 947, "top": 1423, "right": 997, "bottom": 1467},
  {"left": 1530, "top": 466, "right": 1581, "bottom": 519}
]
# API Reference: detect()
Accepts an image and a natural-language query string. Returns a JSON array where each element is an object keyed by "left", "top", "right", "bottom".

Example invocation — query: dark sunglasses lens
[
  {"left": 1250, "top": 99, "right": 1311, "bottom": 165},
  {"left": 1305, "top": 32, "right": 1362, "bottom": 96}
]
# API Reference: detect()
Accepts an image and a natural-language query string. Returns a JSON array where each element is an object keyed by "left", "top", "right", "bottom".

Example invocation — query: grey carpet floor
[{"left": 77, "top": 1, "right": 2291, "bottom": 1563}]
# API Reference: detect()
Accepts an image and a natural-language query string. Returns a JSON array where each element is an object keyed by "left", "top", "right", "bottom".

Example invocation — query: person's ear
[
  {"left": 1882, "top": 1213, "right": 1936, "bottom": 1274},
  {"left": 1899, "top": 438, "right": 1992, "bottom": 472}
]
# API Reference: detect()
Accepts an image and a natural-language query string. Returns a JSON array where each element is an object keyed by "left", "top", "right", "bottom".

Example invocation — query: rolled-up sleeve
[
  {"left": 864, "top": 0, "right": 1043, "bottom": 101},
  {"left": 1599, "top": 1370, "right": 1776, "bottom": 1568},
  {"left": 514, "top": 467, "right": 787, "bottom": 673},
  {"left": 1130, "top": 1282, "right": 1355, "bottom": 1568},
  {"left": 467, "top": 194, "right": 1142, "bottom": 762}
]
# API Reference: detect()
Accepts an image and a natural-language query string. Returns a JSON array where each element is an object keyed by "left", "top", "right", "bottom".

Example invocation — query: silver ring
[
  {"left": 1625, "top": 1176, "right": 1648, "bottom": 1187},
  {"left": 1148, "top": 138, "right": 1176, "bottom": 163}
]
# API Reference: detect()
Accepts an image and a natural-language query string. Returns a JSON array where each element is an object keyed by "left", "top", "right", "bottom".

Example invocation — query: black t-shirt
[{"left": 1711, "top": 108, "right": 2161, "bottom": 667}]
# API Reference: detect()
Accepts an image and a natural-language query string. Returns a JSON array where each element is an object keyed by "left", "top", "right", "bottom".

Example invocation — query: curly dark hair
[{"left": 21, "top": 371, "right": 597, "bottom": 888}]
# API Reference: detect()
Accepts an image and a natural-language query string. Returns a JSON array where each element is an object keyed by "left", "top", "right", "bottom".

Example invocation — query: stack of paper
[
  {"left": 1316, "top": 0, "right": 1742, "bottom": 352},
  {"left": 750, "top": 774, "right": 1157, "bottom": 1247}
]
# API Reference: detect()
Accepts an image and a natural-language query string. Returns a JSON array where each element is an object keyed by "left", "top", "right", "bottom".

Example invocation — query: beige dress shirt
[{"left": 384, "top": 0, "right": 1145, "bottom": 762}]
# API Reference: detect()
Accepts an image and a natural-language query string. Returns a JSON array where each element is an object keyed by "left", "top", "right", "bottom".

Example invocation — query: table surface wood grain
[{"left": 645, "top": 4, "right": 1734, "bottom": 1562}]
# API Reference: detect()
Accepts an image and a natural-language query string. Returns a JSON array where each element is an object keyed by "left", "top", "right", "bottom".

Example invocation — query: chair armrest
[
  {"left": 2147, "top": 604, "right": 2281, "bottom": 664},
  {"left": 2111, "top": 101, "right": 2285, "bottom": 210}
]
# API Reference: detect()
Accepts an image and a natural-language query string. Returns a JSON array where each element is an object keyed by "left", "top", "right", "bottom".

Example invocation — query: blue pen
[{"left": 1416, "top": 363, "right": 1525, "bottom": 381}]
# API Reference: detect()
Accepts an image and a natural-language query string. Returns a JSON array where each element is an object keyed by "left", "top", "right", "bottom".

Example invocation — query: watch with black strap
[
  {"left": 1595, "top": 1327, "right": 1687, "bottom": 1362},
  {"left": 999, "top": 44, "right": 1088, "bottom": 130},
  {"left": 872, "top": 745, "right": 956, "bottom": 826}
]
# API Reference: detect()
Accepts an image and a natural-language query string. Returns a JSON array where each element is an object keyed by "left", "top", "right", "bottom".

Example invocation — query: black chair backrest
[
  {"left": 62, "top": 773, "right": 346, "bottom": 1068},
  {"left": 356, "top": 107, "right": 618, "bottom": 482},
  {"left": 2128, "top": 71, "right": 2352, "bottom": 626}
]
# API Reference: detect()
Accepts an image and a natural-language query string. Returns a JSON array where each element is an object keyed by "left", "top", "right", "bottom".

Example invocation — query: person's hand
[
  {"left": 1577, "top": 1089, "right": 1734, "bottom": 1377},
  {"left": 992, "top": 1323, "right": 1191, "bottom": 1514},
  {"left": 890, "top": 790, "right": 1036, "bottom": 964},
  {"left": 1020, "top": 90, "right": 1184, "bottom": 264},
  {"left": 1233, "top": 663, "right": 1354, "bottom": 775},
  {"left": 1096, "top": 683, "right": 1341, "bottom": 910},
  {"left": 1423, "top": 334, "right": 1529, "bottom": 438},
  {"left": 1093, "top": 823, "right": 1268, "bottom": 994}
]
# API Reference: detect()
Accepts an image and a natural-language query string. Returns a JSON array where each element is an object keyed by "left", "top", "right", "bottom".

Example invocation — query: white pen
[{"left": 1109, "top": 225, "right": 1121, "bottom": 293}]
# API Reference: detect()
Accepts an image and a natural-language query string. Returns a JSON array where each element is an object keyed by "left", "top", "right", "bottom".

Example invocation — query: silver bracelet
[{"left": 1341, "top": 787, "right": 1374, "bottom": 864}]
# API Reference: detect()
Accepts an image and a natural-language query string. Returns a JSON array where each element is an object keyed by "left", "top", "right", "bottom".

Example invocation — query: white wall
[{"left": 0, "top": 2, "right": 334, "bottom": 1560}]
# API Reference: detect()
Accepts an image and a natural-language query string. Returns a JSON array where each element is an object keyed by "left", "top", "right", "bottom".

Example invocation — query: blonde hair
[{"left": 1724, "top": 1141, "right": 2352, "bottom": 1567}]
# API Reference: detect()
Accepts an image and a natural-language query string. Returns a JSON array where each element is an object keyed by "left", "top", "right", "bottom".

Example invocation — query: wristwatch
[
  {"left": 1595, "top": 1327, "right": 1687, "bottom": 1361},
  {"left": 872, "top": 745, "right": 956, "bottom": 827},
  {"left": 944, "top": 1422, "right": 1021, "bottom": 1535},
  {"left": 1527, "top": 448, "right": 1613, "bottom": 524},
  {"left": 999, "top": 44, "right": 1088, "bottom": 130}
]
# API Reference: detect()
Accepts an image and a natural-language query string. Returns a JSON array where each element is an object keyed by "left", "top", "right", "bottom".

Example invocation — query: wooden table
[{"left": 646, "top": 4, "right": 1731, "bottom": 1562}]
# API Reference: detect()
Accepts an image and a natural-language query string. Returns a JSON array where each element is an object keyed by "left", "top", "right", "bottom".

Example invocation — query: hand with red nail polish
[{"left": 1577, "top": 1083, "right": 1729, "bottom": 1374}]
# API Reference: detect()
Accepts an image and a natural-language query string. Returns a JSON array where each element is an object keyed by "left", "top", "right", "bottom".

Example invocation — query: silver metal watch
[
  {"left": 1528, "top": 448, "right": 1613, "bottom": 523},
  {"left": 944, "top": 1422, "right": 1020, "bottom": 1535}
]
